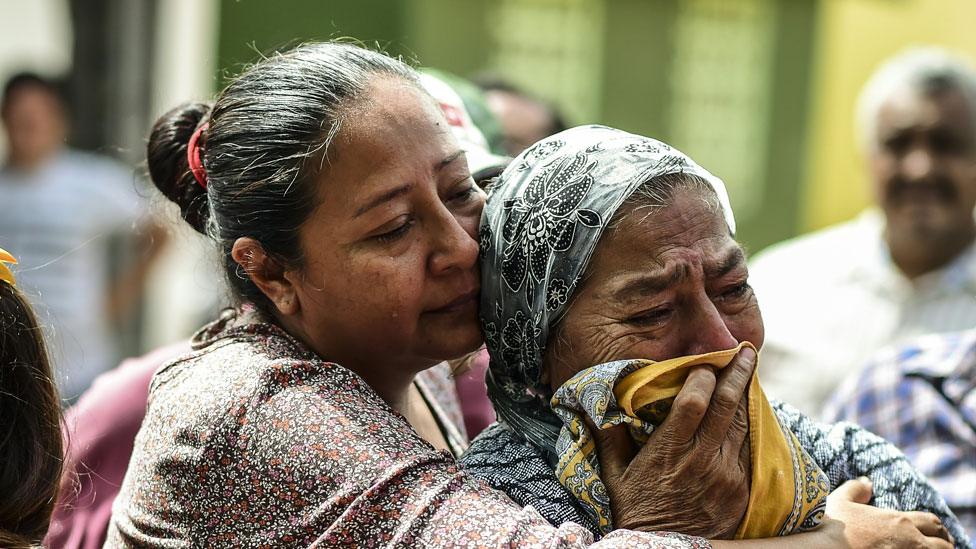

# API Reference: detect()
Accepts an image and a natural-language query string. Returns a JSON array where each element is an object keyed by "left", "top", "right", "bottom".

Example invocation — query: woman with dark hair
[
  {"left": 109, "top": 42, "right": 926, "bottom": 548},
  {"left": 0, "top": 248, "right": 63, "bottom": 548}
]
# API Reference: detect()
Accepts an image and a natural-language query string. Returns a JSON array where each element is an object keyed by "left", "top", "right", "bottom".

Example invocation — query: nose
[
  {"left": 428, "top": 207, "right": 479, "bottom": 276},
  {"left": 684, "top": 300, "right": 739, "bottom": 356},
  {"left": 902, "top": 146, "right": 935, "bottom": 182}
]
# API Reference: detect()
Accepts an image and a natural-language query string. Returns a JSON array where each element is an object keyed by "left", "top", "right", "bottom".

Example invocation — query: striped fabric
[
  {"left": 748, "top": 209, "right": 976, "bottom": 417},
  {"left": 824, "top": 329, "right": 976, "bottom": 539}
]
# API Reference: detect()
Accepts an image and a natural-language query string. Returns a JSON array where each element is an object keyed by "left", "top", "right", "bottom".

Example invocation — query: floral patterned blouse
[{"left": 104, "top": 310, "right": 710, "bottom": 548}]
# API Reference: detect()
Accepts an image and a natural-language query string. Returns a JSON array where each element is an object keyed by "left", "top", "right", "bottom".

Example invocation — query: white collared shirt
[{"left": 749, "top": 209, "right": 976, "bottom": 417}]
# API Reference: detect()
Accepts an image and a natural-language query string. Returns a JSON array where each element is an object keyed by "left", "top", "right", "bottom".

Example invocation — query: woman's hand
[
  {"left": 821, "top": 478, "right": 953, "bottom": 548},
  {"left": 595, "top": 346, "right": 756, "bottom": 538}
]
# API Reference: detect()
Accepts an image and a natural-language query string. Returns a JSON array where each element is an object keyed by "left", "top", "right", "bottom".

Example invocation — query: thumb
[
  {"left": 591, "top": 423, "right": 636, "bottom": 482},
  {"left": 829, "top": 477, "right": 874, "bottom": 505}
]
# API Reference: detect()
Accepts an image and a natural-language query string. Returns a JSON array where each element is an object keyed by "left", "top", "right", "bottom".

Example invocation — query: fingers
[
  {"left": 592, "top": 423, "right": 636, "bottom": 482},
  {"left": 921, "top": 536, "right": 954, "bottom": 549},
  {"left": 655, "top": 365, "right": 716, "bottom": 446},
  {"left": 698, "top": 347, "right": 756, "bottom": 451},
  {"left": 828, "top": 477, "right": 874, "bottom": 505},
  {"left": 728, "top": 393, "right": 750, "bottom": 460},
  {"left": 905, "top": 512, "right": 952, "bottom": 543}
]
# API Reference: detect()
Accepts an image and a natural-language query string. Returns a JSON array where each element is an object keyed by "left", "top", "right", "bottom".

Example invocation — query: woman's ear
[{"left": 231, "top": 237, "right": 299, "bottom": 315}]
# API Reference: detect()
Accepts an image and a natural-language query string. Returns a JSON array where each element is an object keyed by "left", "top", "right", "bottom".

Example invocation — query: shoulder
[
  {"left": 57, "top": 149, "right": 131, "bottom": 177},
  {"left": 825, "top": 329, "right": 976, "bottom": 425},
  {"left": 114, "top": 319, "right": 449, "bottom": 542},
  {"left": 148, "top": 324, "right": 382, "bottom": 437},
  {"left": 749, "top": 214, "right": 878, "bottom": 282},
  {"left": 875, "top": 329, "right": 976, "bottom": 379},
  {"left": 835, "top": 329, "right": 976, "bottom": 402}
]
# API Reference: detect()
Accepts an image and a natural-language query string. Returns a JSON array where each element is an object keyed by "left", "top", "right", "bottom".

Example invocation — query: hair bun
[{"left": 147, "top": 102, "right": 213, "bottom": 234}]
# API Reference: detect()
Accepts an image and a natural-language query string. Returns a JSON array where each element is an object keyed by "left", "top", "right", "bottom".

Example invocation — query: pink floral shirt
[{"left": 105, "top": 310, "right": 709, "bottom": 548}]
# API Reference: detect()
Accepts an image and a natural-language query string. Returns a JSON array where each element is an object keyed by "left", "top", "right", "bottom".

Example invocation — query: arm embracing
[
  {"left": 238, "top": 383, "right": 711, "bottom": 548},
  {"left": 772, "top": 400, "right": 971, "bottom": 548}
]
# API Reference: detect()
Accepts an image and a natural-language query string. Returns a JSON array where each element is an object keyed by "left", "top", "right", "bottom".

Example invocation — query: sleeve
[
  {"left": 820, "top": 364, "right": 878, "bottom": 426},
  {"left": 773, "top": 400, "right": 972, "bottom": 549},
  {"left": 211, "top": 379, "right": 711, "bottom": 548}
]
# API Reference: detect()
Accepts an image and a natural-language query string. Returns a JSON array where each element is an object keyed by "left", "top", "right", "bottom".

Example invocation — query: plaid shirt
[{"left": 823, "top": 329, "right": 976, "bottom": 538}]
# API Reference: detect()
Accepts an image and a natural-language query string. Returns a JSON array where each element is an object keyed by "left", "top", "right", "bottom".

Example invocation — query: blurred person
[
  {"left": 47, "top": 67, "right": 504, "bottom": 549},
  {"left": 824, "top": 329, "right": 976, "bottom": 538},
  {"left": 475, "top": 75, "right": 567, "bottom": 155},
  {"left": 749, "top": 47, "right": 976, "bottom": 416},
  {"left": 422, "top": 68, "right": 506, "bottom": 157},
  {"left": 44, "top": 341, "right": 189, "bottom": 549},
  {"left": 0, "top": 248, "right": 64, "bottom": 548},
  {"left": 0, "top": 72, "right": 165, "bottom": 401}
]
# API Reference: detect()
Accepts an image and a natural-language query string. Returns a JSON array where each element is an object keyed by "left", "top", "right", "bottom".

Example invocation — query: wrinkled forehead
[{"left": 585, "top": 192, "right": 743, "bottom": 294}]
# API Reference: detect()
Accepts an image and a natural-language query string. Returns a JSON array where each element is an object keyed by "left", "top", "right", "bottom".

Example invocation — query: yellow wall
[{"left": 803, "top": 0, "right": 976, "bottom": 231}]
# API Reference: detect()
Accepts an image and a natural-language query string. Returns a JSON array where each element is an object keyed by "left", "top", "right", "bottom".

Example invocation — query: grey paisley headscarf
[{"left": 479, "top": 125, "right": 735, "bottom": 457}]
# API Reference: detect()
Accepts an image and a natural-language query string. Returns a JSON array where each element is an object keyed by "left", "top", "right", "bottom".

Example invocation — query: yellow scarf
[
  {"left": 551, "top": 342, "right": 829, "bottom": 537},
  {"left": 0, "top": 247, "right": 16, "bottom": 286}
]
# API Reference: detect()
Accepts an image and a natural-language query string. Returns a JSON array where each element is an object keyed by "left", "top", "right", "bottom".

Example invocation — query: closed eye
[
  {"left": 444, "top": 175, "right": 478, "bottom": 205},
  {"left": 373, "top": 217, "right": 414, "bottom": 243},
  {"left": 450, "top": 184, "right": 477, "bottom": 204}
]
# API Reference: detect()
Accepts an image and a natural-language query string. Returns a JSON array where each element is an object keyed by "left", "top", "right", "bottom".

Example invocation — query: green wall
[
  {"left": 217, "top": 0, "right": 410, "bottom": 84},
  {"left": 214, "top": 0, "right": 818, "bottom": 253}
]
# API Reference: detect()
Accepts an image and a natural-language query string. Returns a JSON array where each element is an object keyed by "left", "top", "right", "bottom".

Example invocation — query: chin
[{"left": 428, "top": 328, "right": 485, "bottom": 362}]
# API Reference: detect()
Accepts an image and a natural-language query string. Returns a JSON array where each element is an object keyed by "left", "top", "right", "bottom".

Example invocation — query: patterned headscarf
[{"left": 479, "top": 125, "right": 735, "bottom": 456}]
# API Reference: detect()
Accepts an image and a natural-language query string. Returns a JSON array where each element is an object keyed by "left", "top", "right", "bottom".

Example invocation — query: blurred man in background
[
  {"left": 0, "top": 72, "right": 163, "bottom": 401},
  {"left": 475, "top": 76, "right": 567, "bottom": 156},
  {"left": 750, "top": 47, "right": 976, "bottom": 416}
]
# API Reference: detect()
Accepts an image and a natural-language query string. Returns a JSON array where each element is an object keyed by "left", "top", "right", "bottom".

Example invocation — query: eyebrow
[
  {"left": 704, "top": 247, "right": 746, "bottom": 279},
  {"left": 438, "top": 150, "right": 465, "bottom": 171},
  {"left": 608, "top": 247, "right": 746, "bottom": 300},
  {"left": 353, "top": 150, "right": 465, "bottom": 218},
  {"left": 609, "top": 266, "right": 689, "bottom": 301}
]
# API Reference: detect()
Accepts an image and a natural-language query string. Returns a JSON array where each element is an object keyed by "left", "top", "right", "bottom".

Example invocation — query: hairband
[
  {"left": 0, "top": 247, "right": 18, "bottom": 287},
  {"left": 187, "top": 122, "right": 209, "bottom": 190}
]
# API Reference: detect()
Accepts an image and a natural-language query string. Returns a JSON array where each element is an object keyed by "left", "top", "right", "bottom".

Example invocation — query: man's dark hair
[
  {"left": 472, "top": 74, "right": 568, "bottom": 134},
  {"left": 1, "top": 71, "right": 67, "bottom": 112}
]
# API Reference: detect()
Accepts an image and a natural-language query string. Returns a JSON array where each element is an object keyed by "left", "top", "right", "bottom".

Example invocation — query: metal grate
[
  {"left": 486, "top": 0, "right": 606, "bottom": 124},
  {"left": 667, "top": 0, "right": 776, "bottom": 218}
]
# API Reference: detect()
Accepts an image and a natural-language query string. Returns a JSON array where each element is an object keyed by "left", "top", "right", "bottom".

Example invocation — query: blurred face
[
  {"left": 545, "top": 188, "right": 764, "bottom": 390},
  {"left": 1, "top": 85, "right": 66, "bottom": 167},
  {"left": 485, "top": 90, "right": 556, "bottom": 156},
  {"left": 290, "top": 77, "right": 485, "bottom": 375},
  {"left": 870, "top": 86, "right": 976, "bottom": 248}
]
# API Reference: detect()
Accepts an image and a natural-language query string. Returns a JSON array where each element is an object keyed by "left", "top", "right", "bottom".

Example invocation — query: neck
[
  {"left": 355, "top": 366, "right": 419, "bottom": 413},
  {"left": 887, "top": 225, "right": 976, "bottom": 279},
  {"left": 273, "top": 312, "right": 432, "bottom": 415}
]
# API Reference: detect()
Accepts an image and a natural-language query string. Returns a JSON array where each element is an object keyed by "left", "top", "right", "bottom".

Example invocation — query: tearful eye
[
  {"left": 627, "top": 307, "right": 673, "bottom": 327},
  {"left": 719, "top": 282, "right": 752, "bottom": 301}
]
